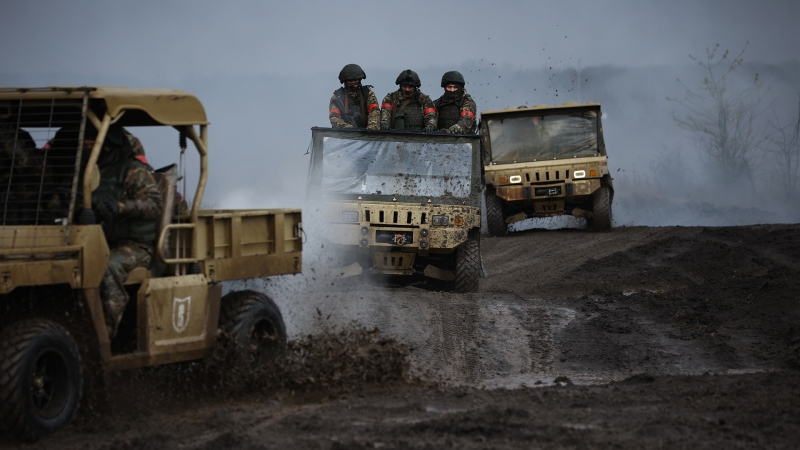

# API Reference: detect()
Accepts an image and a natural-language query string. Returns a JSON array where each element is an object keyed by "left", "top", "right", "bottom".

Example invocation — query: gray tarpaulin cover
[{"left": 320, "top": 136, "right": 473, "bottom": 199}]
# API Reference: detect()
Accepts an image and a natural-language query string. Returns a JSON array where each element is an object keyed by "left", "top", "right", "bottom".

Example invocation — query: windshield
[
  {"left": 486, "top": 111, "right": 599, "bottom": 163},
  {"left": 319, "top": 136, "right": 473, "bottom": 199}
]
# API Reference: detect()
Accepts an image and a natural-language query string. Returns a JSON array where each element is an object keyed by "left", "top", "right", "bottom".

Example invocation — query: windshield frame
[{"left": 307, "top": 127, "right": 482, "bottom": 207}]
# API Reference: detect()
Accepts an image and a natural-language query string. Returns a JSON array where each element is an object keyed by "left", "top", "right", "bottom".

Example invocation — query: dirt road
[{"left": 4, "top": 224, "right": 799, "bottom": 449}]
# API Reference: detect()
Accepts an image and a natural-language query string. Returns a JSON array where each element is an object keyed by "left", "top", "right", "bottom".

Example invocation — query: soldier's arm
[
  {"left": 450, "top": 96, "right": 477, "bottom": 134},
  {"left": 366, "top": 90, "right": 381, "bottom": 130},
  {"left": 421, "top": 94, "right": 438, "bottom": 130},
  {"left": 380, "top": 93, "right": 393, "bottom": 128},
  {"left": 329, "top": 95, "right": 352, "bottom": 128},
  {"left": 119, "top": 165, "right": 163, "bottom": 220}
]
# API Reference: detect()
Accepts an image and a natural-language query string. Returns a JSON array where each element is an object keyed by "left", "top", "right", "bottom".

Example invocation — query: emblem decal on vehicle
[{"left": 173, "top": 296, "right": 191, "bottom": 333}]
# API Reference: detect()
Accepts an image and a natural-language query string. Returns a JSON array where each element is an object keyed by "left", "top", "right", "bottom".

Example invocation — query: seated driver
[{"left": 85, "top": 124, "right": 163, "bottom": 338}]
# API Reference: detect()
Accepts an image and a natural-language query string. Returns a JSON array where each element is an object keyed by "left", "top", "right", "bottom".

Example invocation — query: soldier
[
  {"left": 1, "top": 121, "right": 46, "bottom": 224},
  {"left": 434, "top": 71, "right": 477, "bottom": 134},
  {"left": 380, "top": 70, "right": 437, "bottom": 131},
  {"left": 86, "top": 124, "right": 163, "bottom": 338},
  {"left": 329, "top": 64, "right": 380, "bottom": 130}
]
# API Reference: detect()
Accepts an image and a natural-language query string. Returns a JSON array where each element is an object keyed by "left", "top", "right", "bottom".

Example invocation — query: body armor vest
[
  {"left": 93, "top": 154, "right": 157, "bottom": 245},
  {"left": 392, "top": 91, "right": 424, "bottom": 130},
  {"left": 334, "top": 86, "right": 370, "bottom": 128},
  {"left": 436, "top": 97, "right": 463, "bottom": 129}
]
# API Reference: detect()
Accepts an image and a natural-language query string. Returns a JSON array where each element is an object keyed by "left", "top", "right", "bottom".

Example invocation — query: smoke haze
[{"left": 2, "top": 0, "right": 799, "bottom": 225}]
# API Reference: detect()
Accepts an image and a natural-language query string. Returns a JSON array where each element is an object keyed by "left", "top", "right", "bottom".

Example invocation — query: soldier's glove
[
  {"left": 448, "top": 124, "right": 463, "bottom": 134},
  {"left": 380, "top": 124, "right": 390, "bottom": 131},
  {"left": 342, "top": 124, "right": 354, "bottom": 129},
  {"left": 424, "top": 126, "right": 436, "bottom": 132},
  {"left": 94, "top": 201, "right": 119, "bottom": 220}
]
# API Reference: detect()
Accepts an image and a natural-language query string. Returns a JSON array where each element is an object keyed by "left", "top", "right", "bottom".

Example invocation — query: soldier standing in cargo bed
[
  {"left": 434, "top": 71, "right": 477, "bottom": 134},
  {"left": 329, "top": 64, "right": 380, "bottom": 130},
  {"left": 380, "top": 70, "right": 437, "bottom": 131},
  {"left": 85, "top": 124, "right": 163, "bottom": 338}
]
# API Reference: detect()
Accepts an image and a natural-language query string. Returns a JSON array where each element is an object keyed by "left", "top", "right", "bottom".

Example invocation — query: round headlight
[
  {"left": 360, "top": 238, "right": 368, "bottom": 246},
  {"left": 420, "top": 240, "right": 428, "bottom": 249},
  {"left": 360, "top": 226, "right": 369, "bottom": 235},
  {"left": 420, "top": 228, "right": 429, "bottom": 237}
]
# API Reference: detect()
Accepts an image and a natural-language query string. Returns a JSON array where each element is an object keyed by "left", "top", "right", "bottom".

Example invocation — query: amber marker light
[
  {"left": 589, "top": 169, "right": 597, "bottom": 176},
  {"left": 499, "top": 176, "right": 508, "bottom": 184},
  {"left": 454, "top": 216, "right": 464, "bottom": 227}
]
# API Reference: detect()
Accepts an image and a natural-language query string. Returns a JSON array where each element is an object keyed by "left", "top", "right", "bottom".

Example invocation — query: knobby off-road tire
[
  {"left": 220, "top": 290, "right": 287, "bottom": 363},
  {"left": 453, "top": 230, "right": 481, "bottom": 293},
  {"left": 590, "top": 186, "right": 612, "bottom": 231},
  {"left": 485, "top": 192, "right": 507, "bottom": 236},
  {"left": 0, "top": 320, "right": 83, "bottom": 442}
]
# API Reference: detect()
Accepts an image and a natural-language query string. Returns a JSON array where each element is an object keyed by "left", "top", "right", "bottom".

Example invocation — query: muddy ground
[{"left": 3, "top": 224, "right": 800, "bottom": 449}]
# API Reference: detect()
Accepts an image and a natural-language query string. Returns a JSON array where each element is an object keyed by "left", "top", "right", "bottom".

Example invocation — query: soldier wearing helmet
[
  {"left": 379, "top": 70, "right": 437, "bottom": 131},
  {"left": 82, "top": 123, "right": 163, "bottom": 339},
  {"left": 329, "top": 64, "right": 380, "bottom": 130},
  {"left": 434, "top": 71, "right": 477, "bottom": 134}
]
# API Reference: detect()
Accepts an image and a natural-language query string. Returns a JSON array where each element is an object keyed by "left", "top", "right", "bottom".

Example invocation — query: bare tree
[
  {"left": 670, "top": 43, "right": 768, "bottom": 188},
  {"left": 767, "top": 94, "right": 800, "bottom": 199}
]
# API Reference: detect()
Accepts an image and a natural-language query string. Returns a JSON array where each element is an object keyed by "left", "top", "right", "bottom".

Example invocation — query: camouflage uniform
[
  {"left": 329, "top": 86, "right": 380, "bottom": 130},
  {"left": 434, "top": 88, "right": 477, "bottom": 134},
  {"left": 94, "top": 134, "right": 163, "bottom": 338},
  {"left": 379, "top": 90, "right": 437, "bottom": 131}
]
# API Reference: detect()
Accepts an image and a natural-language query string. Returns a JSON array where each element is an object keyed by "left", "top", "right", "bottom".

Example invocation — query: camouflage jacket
[
  {"left": 117, "top": 155, "right": 162, "bottom": 221},
  {"left": 434, "top": 89, "right": 477, "bottom": 134},
  {"left": 380, "top": 90, "right": 437, "bottom": 130},
  {"left": 329, "top": 86, "right": 380, "bottom": 130}
]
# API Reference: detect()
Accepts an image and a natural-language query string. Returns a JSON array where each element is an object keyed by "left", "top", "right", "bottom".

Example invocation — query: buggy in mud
[
  {"left": 305, "top": 127, "right": 482, "bottom": 293},
  {"left": 0, "top": 87, "right": 301, "bottom": 441},
  {"left": 480, "top": 102, "right": 613, "bottom": 235}
]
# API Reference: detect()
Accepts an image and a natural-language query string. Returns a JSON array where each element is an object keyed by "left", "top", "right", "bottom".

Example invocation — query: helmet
[
  {"left": 84, "top": 123, "right": 124, "bottom": 147},
  {"left": 441, "top": 71, "right": 465, "bottom": 87},
  {"left": 338, "top": 64, "right": 366, "bottom": 83},
  {"left": 395, "top": 69, "right": 421, "bottom": 87}
]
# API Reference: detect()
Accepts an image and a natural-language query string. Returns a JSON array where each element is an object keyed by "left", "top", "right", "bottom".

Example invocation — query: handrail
[{"left": 157, "top": 223, "right": 197, "bottom": 264}]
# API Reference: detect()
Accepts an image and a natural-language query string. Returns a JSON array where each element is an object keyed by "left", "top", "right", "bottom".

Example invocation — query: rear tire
[
  {"left": 485, "top": 192, "right": 507, "bottom": 236},
  {"left": 590, "top": 186, "right": 612, "bottom": 231},
  {"left": 0, "top": 320, "right": 83, "bottom": 442},
  {"left": 220, "top": 290, "right": 287, "bottom": 363},
  {"left": 453, "top": 230, "right": 481, "bottom": 293}
]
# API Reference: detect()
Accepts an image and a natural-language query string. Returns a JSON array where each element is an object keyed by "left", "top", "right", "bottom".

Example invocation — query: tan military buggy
[
  {"left": 0, "top": 87, "right": 302, "bottom": 441},
  {"left": 480, "top": 102, "right": 613, "bottom": 234},
  {"left": 305, "top": 127, "right": 482, "bottom": 293}
]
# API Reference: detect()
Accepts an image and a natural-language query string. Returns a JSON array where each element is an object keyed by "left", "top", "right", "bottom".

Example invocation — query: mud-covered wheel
[
  {"left": 220, "top": 290, "right": 287, "bottom": 361},
  {"left": 453, "top": 230, "right": 481, "bottom": 293},
  {"left": 0, "top": 320, "right": 83, "bottom": 442},
  {"left": 485, "top": 192, "right": 507, "bottom": 236},
  {"left": 589, "top": 186, "right": 612, "bottom": 231}
]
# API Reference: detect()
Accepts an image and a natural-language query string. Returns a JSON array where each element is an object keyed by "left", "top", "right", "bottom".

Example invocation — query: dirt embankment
[{"left": 4, "top": 224, "right": 800, "bottom": 449}]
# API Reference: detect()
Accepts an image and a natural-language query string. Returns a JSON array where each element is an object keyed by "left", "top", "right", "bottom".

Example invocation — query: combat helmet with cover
[
  {"left": 395, "top": 70, "right": 421, "bottom": 87},
  {"left": 441, "top": 71, "right": 465, "bottom": 87},
  {"left": 339, "top": 64, "right": 367, "bottom": 83}
]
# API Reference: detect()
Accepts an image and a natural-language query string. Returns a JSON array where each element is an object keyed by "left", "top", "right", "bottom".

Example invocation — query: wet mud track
[{"left": 4, "top": 225, "right": 800, "bottom": 449}]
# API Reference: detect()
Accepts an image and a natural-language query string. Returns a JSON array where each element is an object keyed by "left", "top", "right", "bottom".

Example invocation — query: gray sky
[
  {"left": 2, "top": 0, "right": 799, "bottom": 223},
  {"left": 2, "top": 0, "right": 798, "bottom": 79}
]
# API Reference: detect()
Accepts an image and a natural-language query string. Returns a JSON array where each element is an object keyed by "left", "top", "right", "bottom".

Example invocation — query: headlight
[
  {"left": 342, "top": 210, "right": 358, "bottom": 222},
  {"left": 432, "top": 215, "right": 449, "bottom": 226},
  {"left": 573, "top": 170, "right": 586, "bottom": 179},
  {"left": 509, "top": 175, "right": 522, "bottom": 184}
]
